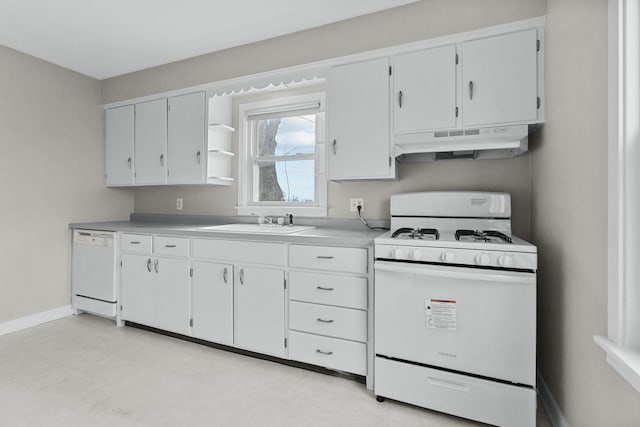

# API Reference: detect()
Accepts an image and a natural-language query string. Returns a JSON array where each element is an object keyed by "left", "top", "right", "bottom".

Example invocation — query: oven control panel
[{"left": 375, "top": 244, "right": 537, "bottom": 271}]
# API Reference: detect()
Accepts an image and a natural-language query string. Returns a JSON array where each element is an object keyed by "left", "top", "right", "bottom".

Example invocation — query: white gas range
[{"left": 373, "top": 192, "right": 537, "bottom": 427}]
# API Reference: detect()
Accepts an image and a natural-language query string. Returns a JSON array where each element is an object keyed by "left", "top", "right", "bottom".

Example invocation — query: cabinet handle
[
  {"left": 316, "top": 318, "right": 334, "bottom": 324},
  {"left": 223, "top": 267, "right": 228, "bottom": 284},
  {"left": 239, "top": 268, "right": 244, "bottom": 285},
  {"left": 160, "top": 154, "right": 164, "bottom": 166},
  {"left": 398, "top": 90, "right": 403, "bottom": 108},
  {"left": 316, "top": 349, "right": 333, "bottom": 356},
  {"left": 332, "top": 139, "right": 337, "bottom": 155},
  {"left": 469, "top": 81, "right": 474, "bottom": 100},
  {"left": 196, "top": 151, "right": 201, "bottom": 164},
  {"left": 316, "top": 286, "right": 334, "bottom": 291},
  {"left": 154, "top": 259, "right": 159, "bottom": 273},
  {"left": 317, "top": 255, "right": 334, "bottom": 260},
  {"left": 146, "top": 258, "right": 152, "bottom": 272},
  {"left": 164, "top": 244, "right": 176, "bottom": 248},
  {"left": 130, "top": 241, "right": 140, "bottom": 245},
  {"left": 127, "top": 157, "right": 132, "bottom": 169}
]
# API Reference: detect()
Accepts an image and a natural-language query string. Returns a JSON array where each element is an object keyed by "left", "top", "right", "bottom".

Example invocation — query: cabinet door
[
  {"left": 235, "top": 265, "right": 285, "bottom": 357},
  {"left": 191, "top": 261, "right": 233, "bottom": 345},
  {"left": 328, "top": 57, "right": 392, "bottom": 180},
  {"left": 168, "top": 92, "right": 206, "bottom": 184},
  {"left": 154, "top": 257, "right": 190, "bottom": 335},
  {"left": 462, "top": 29, "right": 538, "bottom": 127},
  {"left": 393, "top": 45, "right": 457, "bottom": 133},
  {"left": 121, "top": 253, "right": 154, "bottom": 326},
  {"left": 105, "top": 105, "right": 135, "bottom": 186},
  {"left": 135, "top": 99, "right": 167, "bottom": 184}
]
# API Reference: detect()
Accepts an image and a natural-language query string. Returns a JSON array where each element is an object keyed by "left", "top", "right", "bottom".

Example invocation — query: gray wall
[
  {"left": 0, "top": 46, "right": 133, "bottom": 323},
  {"left": 104, "top": 0, "right": 545, "bottom": 238},
  {"left": 531, "top": 0, "right": 640, "bottom": 425}
]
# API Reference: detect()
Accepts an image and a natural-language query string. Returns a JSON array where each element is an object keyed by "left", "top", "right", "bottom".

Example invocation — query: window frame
[
  {"left": 236, "top": 92, "right": 327, "bottom": 217},
  {"left": 595, "top": 0, "right": 640, "bottom": 393}
]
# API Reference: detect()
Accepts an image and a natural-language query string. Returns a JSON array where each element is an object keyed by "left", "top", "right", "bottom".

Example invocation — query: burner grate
[
  {"left": 391, "top": 228, "right": 439, "bottom": 240},
  {"left": 455, "top": 229, "right": 512, "bottom": 244}
]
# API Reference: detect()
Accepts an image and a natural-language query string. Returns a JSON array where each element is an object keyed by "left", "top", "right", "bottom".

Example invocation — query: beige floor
[{"left": 0, "top": 315, "right": 551, "bottom": 427}]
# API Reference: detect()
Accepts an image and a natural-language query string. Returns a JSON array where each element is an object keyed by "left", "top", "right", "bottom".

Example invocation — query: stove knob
[
  {"left": 475, "top": 253, "right": 490, "bottom": 265},
  {"left": 498, "top": 255, "right": 514, "bottom": 267},
  {"left": 440, "top": 251, "right": 454, "bottom": 263},
  {"left": 410, "top": 249, "right": 423, "bottom": 260},
  {"left": 392, "top": 248, "right": 404, "bottom": 259}
]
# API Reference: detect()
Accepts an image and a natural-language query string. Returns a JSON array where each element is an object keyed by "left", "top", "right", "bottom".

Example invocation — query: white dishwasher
[{"left": 71, "top": 229, "right": 117, "bottom": 319}]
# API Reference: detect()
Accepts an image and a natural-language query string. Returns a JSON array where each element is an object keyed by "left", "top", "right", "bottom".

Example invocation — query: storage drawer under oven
[
  {"left": 375, "top": 357, "right": 536, "bottom": 427},
  {"left": 374, "top": 261, "right": 536, "bottom": 386}
]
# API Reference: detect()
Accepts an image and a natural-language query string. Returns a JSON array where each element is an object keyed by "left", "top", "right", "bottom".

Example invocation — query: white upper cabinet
[
  {"left": 134, "top": 98, "right": 167, "bottom": 185},
  {"left": 105, "top": 105, "right": 134, "bottom": 186},
  {"left": 167, "top": 92, "right": 206, "bottom": 184},
  {"left": 461, "top": 29, "right": 538, "bottom": 127},
  {"left": 328, "top": 57, "right": 394, "bottom": 180},
  {"left": 393, "top": 45, "right": 457, "bottom": 133}
]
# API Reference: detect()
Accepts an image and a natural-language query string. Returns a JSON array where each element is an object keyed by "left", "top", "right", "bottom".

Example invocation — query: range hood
[{"left": 395, "top": 124, "right": 533, "bottom": 162}]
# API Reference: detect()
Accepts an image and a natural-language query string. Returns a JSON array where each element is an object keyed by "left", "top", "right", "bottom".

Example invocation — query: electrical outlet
[
  {"left": 349, "top": 198, "right": 364, "bottom": 212},
  {"left": 176, "top": 198, "right": 183, "bottom": 211}
]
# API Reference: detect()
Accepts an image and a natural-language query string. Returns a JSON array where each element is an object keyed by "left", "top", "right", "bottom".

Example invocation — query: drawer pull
[
  {"left": 315, "top": 349, "right": 333, "bottom": 356},
  {"left": 164, "top": 244, "right": 177, "bottom": 248},
  {"left": 316, "top": 286, "right": 335, "bottom": 291},
  {"left": 316, "top": 256, "right": 334, "bottom": 260},
  {"left": 316, "top": 318, "right": 334, "bottom": 323},
  {"left": 130, "top": 241, "right": 141, "bottom": 244},
  {"left": 426, "top": 377, "right": 471, "bottom": 393}
]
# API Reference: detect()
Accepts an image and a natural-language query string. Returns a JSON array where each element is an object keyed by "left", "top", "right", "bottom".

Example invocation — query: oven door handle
[{"left": 374, "top": 261, "right": 534, "bottom": 284}]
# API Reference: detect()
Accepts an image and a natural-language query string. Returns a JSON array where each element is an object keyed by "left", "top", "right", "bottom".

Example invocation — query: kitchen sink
[{"left": 197, "top": 223, "right": 315, "bottom": 234}]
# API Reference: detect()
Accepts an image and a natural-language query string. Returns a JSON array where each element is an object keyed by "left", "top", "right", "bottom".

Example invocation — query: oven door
[{"left": 374, "top": 260, "right": 536, "bottom": 386}]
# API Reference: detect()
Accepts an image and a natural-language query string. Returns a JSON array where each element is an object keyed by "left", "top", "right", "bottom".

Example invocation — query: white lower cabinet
[
  {"left": 120, "top": 253, "right": 155, "bottom": 326},
  {"left": 120, "top": 236, "right": 369, "bottom": 382},
  {"left": 235, "top": 265, "right": 285, "bottom": 357},
  {"left": 289, "top": 331, "right": 366, "bottom": 376},
  {"left": 153, "top": 257, "right": 190, "bottom": 335},
  {"left": 287, "top": 244, "right": 369, "bottom": 376},
  {"left": 191, "top": 261, "right": 234, "bottom": 346},
  {"left": 120, "top": 252, "right": 190, "bottom": 335}
]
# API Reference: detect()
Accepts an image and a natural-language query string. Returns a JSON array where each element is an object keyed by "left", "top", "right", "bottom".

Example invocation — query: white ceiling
[{"left": 0, "top": 0, "right": 420, "bottom": 80}]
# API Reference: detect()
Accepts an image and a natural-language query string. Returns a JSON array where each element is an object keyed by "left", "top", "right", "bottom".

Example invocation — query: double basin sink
[{"left": 197, "top": 223, "right": 315, "bottom": 235}]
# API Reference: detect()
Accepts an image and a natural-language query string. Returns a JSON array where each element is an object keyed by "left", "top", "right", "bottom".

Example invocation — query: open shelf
[
  {"left": 208, "top": 149, "right": 235, "bottom": 157},
  {"left": 208, "top": 123, "right": 235, "bottom": 133}
]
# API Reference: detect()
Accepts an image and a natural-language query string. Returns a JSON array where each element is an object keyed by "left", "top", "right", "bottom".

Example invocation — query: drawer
[
  {"left": 289, "top": 245, "right": 367, "bottom": 274},
  {"left": 120, "top": 234, "right": 152, "bottom": 253},
  {"left": 289, "top": 331, "right": 366, "bottom": 375},
  {"left": 192, "top": 238, "right": 285, "bottom": 266},
  {"left": 374, "top": 357, "right": 536, "bottom": 427},
  {"left": 289, "top": 271, "right": 367, "bottom": 310},
  {"left": 289, "top": 301, "right": 367, "bottom": 342},
  {"left": 154, "top": 236, "right": 189, "bottom": 257}
]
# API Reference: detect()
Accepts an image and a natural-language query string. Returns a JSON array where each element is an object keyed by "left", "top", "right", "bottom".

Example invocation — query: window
[
  {"left": 596, "top": 0, "right": 640, "bottom": 393},
  {"left": 237, "top": 93, "right": 327, "bottom": 217}
]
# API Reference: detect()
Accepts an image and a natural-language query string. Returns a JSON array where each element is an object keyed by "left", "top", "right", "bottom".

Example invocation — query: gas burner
[
  {"left": 455, "top": 229, "right": 513, "bottom": 244},
  {"left": 392, "top": 228, "right": 439, "bottom": 240}
]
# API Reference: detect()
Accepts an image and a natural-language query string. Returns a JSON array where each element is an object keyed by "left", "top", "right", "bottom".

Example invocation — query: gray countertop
[{"left": 69, "top": 218, "right": 387, "bottom": 247}]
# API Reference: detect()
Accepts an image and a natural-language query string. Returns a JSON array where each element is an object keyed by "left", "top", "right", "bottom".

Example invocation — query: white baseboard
[
  {"left": 538, "top": 370, "right": 570, "bottom": 427},
  {"left": 0, "top": 305, "right": 73, "bottom": 337}
]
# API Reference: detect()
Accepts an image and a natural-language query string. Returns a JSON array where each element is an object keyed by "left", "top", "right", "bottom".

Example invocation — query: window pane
[
  {"left": 256, "top": 114, "right": 316, "bottom": 157},
  {"left": 257, "top": 159, "right": 315, "bottom": 202}
]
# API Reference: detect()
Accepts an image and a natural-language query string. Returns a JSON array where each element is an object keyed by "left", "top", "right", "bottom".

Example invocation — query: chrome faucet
[{"left": 250, "top": 211, "right": 272, "bottom": 225}]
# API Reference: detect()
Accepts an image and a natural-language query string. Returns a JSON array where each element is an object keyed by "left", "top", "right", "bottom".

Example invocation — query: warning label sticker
[{"left": 425, "top": 299, "right": 457, "bottom": 331}]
